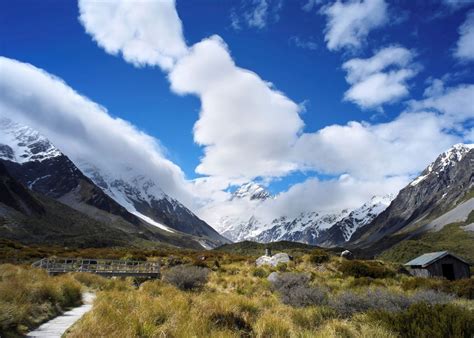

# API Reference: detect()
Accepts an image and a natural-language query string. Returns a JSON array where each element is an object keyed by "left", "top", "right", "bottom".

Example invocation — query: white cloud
[
  {"left": 454, "top": 10, "right": 474, "bottom": 62},
  {"left": 342, "top": 46, "right": 418, "bottom": 108},
  {"left": 78, "top": 0, "right": 187, "bottom": 70},
  {"left": 289, "top": 36, "right": 318, "bottom": 50},
  {"left": 302, "top": 0, "right": 322, "bottom": 12},
  {"left": 442, "top": 0, "right": 474, "bottom": 11},
  {"left": 260, "top": 174, "right": 408, "bottom": 217},
  {"left": 169, "top": 36, "right": 304, "bottom": 180},
  {"left": 410, "top": 82, "right": 474, "bottom": 126},
  {"left": 321, "top": 0, "right": 388, "bottom": 51},
  {"left": 292, "top": 112, "right": 460, "bottom": 180},
  {"left": 0, "top": 56, "right": 198, "bottom": 208},
  {"left": 230, "top": 0, "right": 283, "bottom": 30}
]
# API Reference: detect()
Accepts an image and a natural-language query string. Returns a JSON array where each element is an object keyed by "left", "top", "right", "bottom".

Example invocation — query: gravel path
[{"left": 26, "top": 292, "right": 95, "bottom": 338}]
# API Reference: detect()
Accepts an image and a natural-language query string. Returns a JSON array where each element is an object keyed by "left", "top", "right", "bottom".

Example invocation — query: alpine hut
[{"left": 404, "top": 251, "right": 470, "bottom": 280}]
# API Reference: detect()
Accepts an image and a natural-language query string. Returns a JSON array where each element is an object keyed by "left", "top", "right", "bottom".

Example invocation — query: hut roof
[{"left": 404, "top": 251, "right": 469, "bottom": 268}]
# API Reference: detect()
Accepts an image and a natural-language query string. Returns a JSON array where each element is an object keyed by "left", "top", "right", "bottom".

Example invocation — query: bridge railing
[{"left": 32, "top": 257, "right": 160, "bottom": 276}]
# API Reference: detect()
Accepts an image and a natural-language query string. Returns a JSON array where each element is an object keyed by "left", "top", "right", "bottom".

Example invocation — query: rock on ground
[{"left": 256, "top": 253, "right": 291, "bottom": 267}]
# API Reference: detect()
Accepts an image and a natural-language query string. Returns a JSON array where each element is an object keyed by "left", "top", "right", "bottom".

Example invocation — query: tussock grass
[
  {"left": 0, "top": 264, "right": 82, "bottom": 337},
  {"left": 2, "top": 247, "right": 474, "bottom": 337}
]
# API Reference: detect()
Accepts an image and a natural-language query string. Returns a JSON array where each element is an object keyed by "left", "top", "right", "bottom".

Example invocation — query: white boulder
[{"left": 256, "top": 252, "right": 291, "bottom": 267}]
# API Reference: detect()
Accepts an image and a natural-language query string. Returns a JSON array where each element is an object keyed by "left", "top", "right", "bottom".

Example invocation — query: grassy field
[{"left": 1, "top": 246, "right": 472, "bottom": 338}]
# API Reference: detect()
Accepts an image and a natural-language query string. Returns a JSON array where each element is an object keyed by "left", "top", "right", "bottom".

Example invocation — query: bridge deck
[{"left": 32, "top": 258, "right": 160, "bottom": 278}]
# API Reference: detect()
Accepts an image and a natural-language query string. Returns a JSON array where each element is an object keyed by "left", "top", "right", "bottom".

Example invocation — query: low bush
[
  {"left": 348, "top": 276, "right": 386, "bottom": 288},
  {"left": 309, "top": 249, "right": 330, "bottom": 265},
  {"left": 330, "top": 287, "right": 454, "bottom": 318},
  {"left": 330, "top": 288, "right": 408, "bottom": 317},
  {"left": 448, "top": 279, "right": 474, "bottom": 299},
  {"left": 402, "top": 277, "right": 474, "bottom": 299},
  {"left": 337, "top": 260, "right": 396, "bottom": 279},
  {"left": 210, "top": 312, "right": 253, "bottom": 337},
  {"left": 270, "top": 272, "right": 328, "bottom": 307},
  {"left": 252, "top": 267, "right": 269, "bottom": 278},
  {"left": 163, "top": 265, "right": 209, "bottom": 291},
  {"left": 276, "top": 262, "right": 287, "bottom": 272},
  {"left": 368, "top": 302, "right": 474, "bottom": 338},
  {"left": 410, "top": 289, "right": 455, "bottom": 304}
]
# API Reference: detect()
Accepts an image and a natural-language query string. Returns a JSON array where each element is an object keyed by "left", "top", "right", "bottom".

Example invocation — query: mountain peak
[
  {"left": 232, "top": 182, "right": 271, "bottom": 201},
  {"left": 0, "top": 119, "right": 61, "bottom": 163},
  {"left": 410, "top": 143, "right": 474, "bottom": 187}
]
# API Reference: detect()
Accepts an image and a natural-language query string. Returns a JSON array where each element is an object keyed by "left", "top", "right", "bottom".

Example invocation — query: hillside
[{"left": 379, "top": 209, "right": 474, "bottom": 264}]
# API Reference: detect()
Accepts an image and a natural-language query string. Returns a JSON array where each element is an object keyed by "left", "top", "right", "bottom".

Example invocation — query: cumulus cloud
[
  {"left": 410, "top": 82, "right": 474, "bottom": 126},
  {"left": 321, "top": 0, "right": 388, "bottom": 51},
  {"left": 78, "top": 0, "right": 187, "bottom": 70},
  {"left": 0, "top": 56, "right": 198, "bottom": 208},
  {"left": 342, "top": 46, "right": 418, "bottom": 108},
  {"left": 169, "top": 36, "right": 304, "bottom": 180},
  {"left": 454, "top": 10, "right": 474, "bottom": 62},
  {"left": 293, "top": 112, "right": 460, "bottom": 179},
  {"left": 230, "top": 0, "right": 283, "bottom": 30}
]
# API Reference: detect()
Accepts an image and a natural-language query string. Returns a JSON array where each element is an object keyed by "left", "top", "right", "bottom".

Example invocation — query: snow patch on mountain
[
  {"left": 0, "top": 119, "right": 62, "bottom": 163},
  {"left": 338, "top": 194, "right": 394, "bottom": 241},
  {"left": 78, "top": 162, "right": 176, "bottom": 232},
  {"left": 410, "top": 143, "right": 474, "bottom": 187}
]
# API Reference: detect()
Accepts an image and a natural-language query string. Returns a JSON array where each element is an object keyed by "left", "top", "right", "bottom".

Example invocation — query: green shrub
[
  {"left": 448, "top": 279, "right": 474, "bottom": 299},
  {"left": 337, "top": 260, "right": 396, "bottom": 279},
  {"left": 163, "top": 265, "right": 209, "bottom": 291},
  {"left": 276, "top": 262, "right": 287, "bottom": 272},
  {"left": 368, "top": 303, "right": 474, "bottom": 338},
  {"left": 348, "top": 277, "right": 385, "bottom": 288},
  {"left": 309, "top": 249, "right": 330, "bottom": 264},
  {"left": 252, "top": 267, "right": 269, "bottom": 278}
]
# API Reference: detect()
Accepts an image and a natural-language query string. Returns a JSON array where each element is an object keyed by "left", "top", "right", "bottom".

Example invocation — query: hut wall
[{"left": 425, "top": 256, "right": 470, "bottom": 280}]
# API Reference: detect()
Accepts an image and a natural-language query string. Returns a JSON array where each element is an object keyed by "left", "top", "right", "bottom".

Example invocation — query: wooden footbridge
[{"left": 32, "top": 258, "right": 160, "bottom": 278}]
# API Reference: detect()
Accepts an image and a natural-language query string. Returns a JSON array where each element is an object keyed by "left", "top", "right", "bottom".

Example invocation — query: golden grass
[
  {"left": 2, "top": 250, "right": 473, "bottom": 338},
  {"left": 0, "top": 264, "right": 82, "bottom": 337}
]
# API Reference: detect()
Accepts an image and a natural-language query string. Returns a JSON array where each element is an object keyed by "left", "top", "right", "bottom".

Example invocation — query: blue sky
[{"left": 1, "top": 0, "right": 473, "bottom": 217}]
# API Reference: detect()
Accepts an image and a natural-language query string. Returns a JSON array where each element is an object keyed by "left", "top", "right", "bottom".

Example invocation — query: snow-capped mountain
[
  {"left": 317, "top": 195, "right": 394, "bottom": 247},
  {"left": 350, "top": 143, "right": 474, "bottom": 250},
  {"left": 79, "top": 162, "right": 226, "bottom": 241},
  {"left": 253, "top": 210, "right": 350, "bottom": 244},
  {"left": 213, "top": 180, "right": 393, "bottom": 246},
  {"left": 231, "top": 182, "right": 272, "bottom": 201},
  {"left": 410, "top": 143, "right": 474, "bottom": 187},
  {"left": 0, "top": 119, "right": 62, "bottom": 164},
  {"left": 0, "top": 119, "right": 229, "bottom": 248}
]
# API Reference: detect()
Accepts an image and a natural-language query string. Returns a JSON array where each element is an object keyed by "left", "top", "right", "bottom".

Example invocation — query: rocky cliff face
[{"left": 350, "top": 144, "right": 474, "bottom": 249}]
